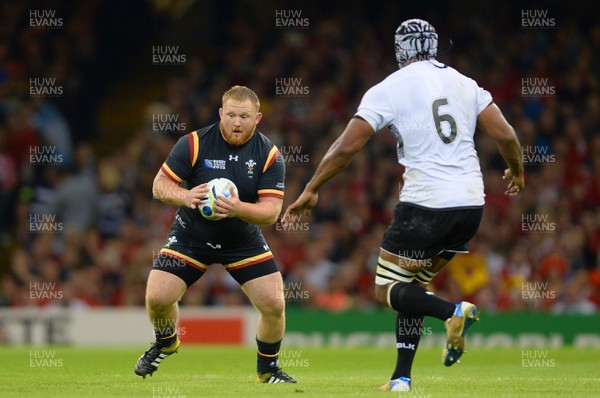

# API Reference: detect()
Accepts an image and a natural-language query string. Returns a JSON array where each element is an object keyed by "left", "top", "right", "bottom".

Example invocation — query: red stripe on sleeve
[{"left": 187, "top": 134, "right": 195, "bottom": 166}]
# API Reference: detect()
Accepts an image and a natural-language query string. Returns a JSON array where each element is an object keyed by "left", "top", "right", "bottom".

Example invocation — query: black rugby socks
[
  {"left": 256, "top": 338, "right": 281, "bottom": 373},
  {"left": 389, "top": 282, "right": 455, "bottom": 320},
  {"left": 154, "top": 319, "right": 178, "bottom": 348},
  {"left": 391, "top": 311, "right": 423, "bottom": 380}
]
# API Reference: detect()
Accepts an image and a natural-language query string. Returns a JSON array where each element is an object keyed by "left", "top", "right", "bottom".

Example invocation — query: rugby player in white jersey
[{"left": 284, "top": 19, "right": 524, "bottom": 392}]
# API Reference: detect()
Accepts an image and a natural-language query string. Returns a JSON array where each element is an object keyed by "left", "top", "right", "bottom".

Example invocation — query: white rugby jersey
[{"left": 355, "top": 60, "right": 492, "bottom": 208}]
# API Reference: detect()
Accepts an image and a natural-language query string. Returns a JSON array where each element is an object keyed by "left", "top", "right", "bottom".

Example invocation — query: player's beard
[{"left": 220, "top": 123, "right": 255, "bottom": 146}]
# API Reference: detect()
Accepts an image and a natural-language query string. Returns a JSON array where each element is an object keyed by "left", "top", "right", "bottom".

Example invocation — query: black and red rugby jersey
[{"left": 160, "top": 122, "right": 285, "bottom": 245}]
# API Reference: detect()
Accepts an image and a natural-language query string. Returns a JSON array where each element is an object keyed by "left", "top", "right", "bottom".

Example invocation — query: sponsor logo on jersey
[
  {"left": 229, "top": 155, "right": 239, "bottom": 161},
  {"left": 204, "top": 159, "right": 226, "bottom": 169},
  {"left": 206, "top": 242, "right": 222, "bottom": 249}
]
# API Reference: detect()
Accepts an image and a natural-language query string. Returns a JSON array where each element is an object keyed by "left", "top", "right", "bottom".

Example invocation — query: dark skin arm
[
  {"left": 476, "top": 103, "right": 525, "bottom": 196},
  {"left": 283, "top": 117, "right": 374, "bottom": 219},
  {"left": 285, "top": 102, "right": 524, "bottom": 221}
]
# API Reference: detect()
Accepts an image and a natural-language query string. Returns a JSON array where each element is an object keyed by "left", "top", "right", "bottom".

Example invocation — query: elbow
[
  {"left": 263, "top": 212, "right": 279, "bottom": 226},
  {"left": 261, "top": 205, "right": 281, "bottom": 226},
  {"left": 328, "top": 134, "right": 361, "bottom": 161},
  {"left": 335, "top": 142, "right": 361, "bottom": 160},
  {"left": 495, "top": 127, "right": 520, "bottom": 147},
  {"left": 253, "top": 217, "right": 277, "bottom": 227}
]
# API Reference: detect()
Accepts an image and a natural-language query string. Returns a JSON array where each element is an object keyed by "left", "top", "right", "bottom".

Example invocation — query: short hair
[{"left": 222, "top": 85, "right": 260, "bottom": 112}]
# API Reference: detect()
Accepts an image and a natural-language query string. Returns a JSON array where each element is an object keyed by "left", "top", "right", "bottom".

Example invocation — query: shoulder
[
  {"left": 367, "top": 70, "right": 401, "bottom": 93},
  {"left": 175, "top": 123, "right": 217, "bottom": 145},
  {"left": 170, "top": 123, "right": 218, "bottom": 166},
  {"left": 253, "top": 130, "right": 276, "bottom": 147},
  {"left": 360, "top": 77, "right": 393, "bottom": 107},
  {"left": 252, "top": 130, "right": 281, "bottom": 156},
  {"left": 438, "top": 63, "right": 480, "bottom": 87},
  {"left": 196, "top": 122, "right": 220, "bottom": 139},
  {"left": 361, "top": 68, "right": 408, "bottom": 102},
  {"left": 252, "top": 131, "right": 283, "bottom": 172}
]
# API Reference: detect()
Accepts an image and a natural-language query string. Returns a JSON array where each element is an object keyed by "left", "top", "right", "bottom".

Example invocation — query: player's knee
[
  {"left": 258, "top": 294, "right": 285, "bottom": 318},
  {"left": 146, "top": 289, "right": 178, "bottom": 311},
  {"left": 375, "top": 284, "right": 390, "bottom": 305}
]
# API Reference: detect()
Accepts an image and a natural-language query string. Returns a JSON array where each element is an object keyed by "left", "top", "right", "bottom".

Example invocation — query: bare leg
[
  {"left": 145, "top": 270, "right": 187, "bottom": 345},
  {"left": 242, "top": 272, "right": 285, "bottom": 343}
]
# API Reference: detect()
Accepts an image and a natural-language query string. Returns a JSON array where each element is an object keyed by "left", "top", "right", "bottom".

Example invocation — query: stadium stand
[{"left": 1, "top": 0, "right": 599, "bottom": 316}]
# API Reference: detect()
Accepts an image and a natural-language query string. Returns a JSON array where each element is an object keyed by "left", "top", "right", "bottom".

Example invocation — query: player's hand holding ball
[
  {"left": 186, "top": 183, "right": 210, "bottom": 210},
  {"left": 199, "top": 178, "right": 240, "bottom": 220}
]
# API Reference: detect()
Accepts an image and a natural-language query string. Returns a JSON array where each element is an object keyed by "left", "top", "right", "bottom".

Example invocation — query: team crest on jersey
[
  {"left": 245, "top": 159, "right": 256, "bottom": 176},
  {"left": 204, "top": 159, "right": 226, "bottom": 169},
  {"left": 165, "top": 236, "right": 177, "bottom": 247}
]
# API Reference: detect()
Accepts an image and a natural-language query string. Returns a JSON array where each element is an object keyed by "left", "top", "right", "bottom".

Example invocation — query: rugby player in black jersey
[{"left": 134, "top": 86, "right": 295, "bottom": 384}]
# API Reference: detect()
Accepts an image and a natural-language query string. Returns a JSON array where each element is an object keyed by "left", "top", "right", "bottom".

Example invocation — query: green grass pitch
[{"left": 1, "top": 345, "right": 598, "bottom": 397}]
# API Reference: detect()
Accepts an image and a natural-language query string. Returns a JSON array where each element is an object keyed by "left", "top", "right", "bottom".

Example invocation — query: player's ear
[
  {"left": 255, "top": 112, "right": 263, "bottom": 125},
  {"left": 218, "top": 107, "right": 223, "bottom": 119}
]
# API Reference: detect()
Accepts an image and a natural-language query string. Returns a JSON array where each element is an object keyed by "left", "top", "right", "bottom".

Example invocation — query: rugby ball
[{"left": 198, "top": 178, "right": 238, "bottom": 221}]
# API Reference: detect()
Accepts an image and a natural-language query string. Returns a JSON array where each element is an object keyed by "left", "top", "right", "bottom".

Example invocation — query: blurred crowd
[{"left": 1, "top": 1, "right": 599, "bottom": 314}]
